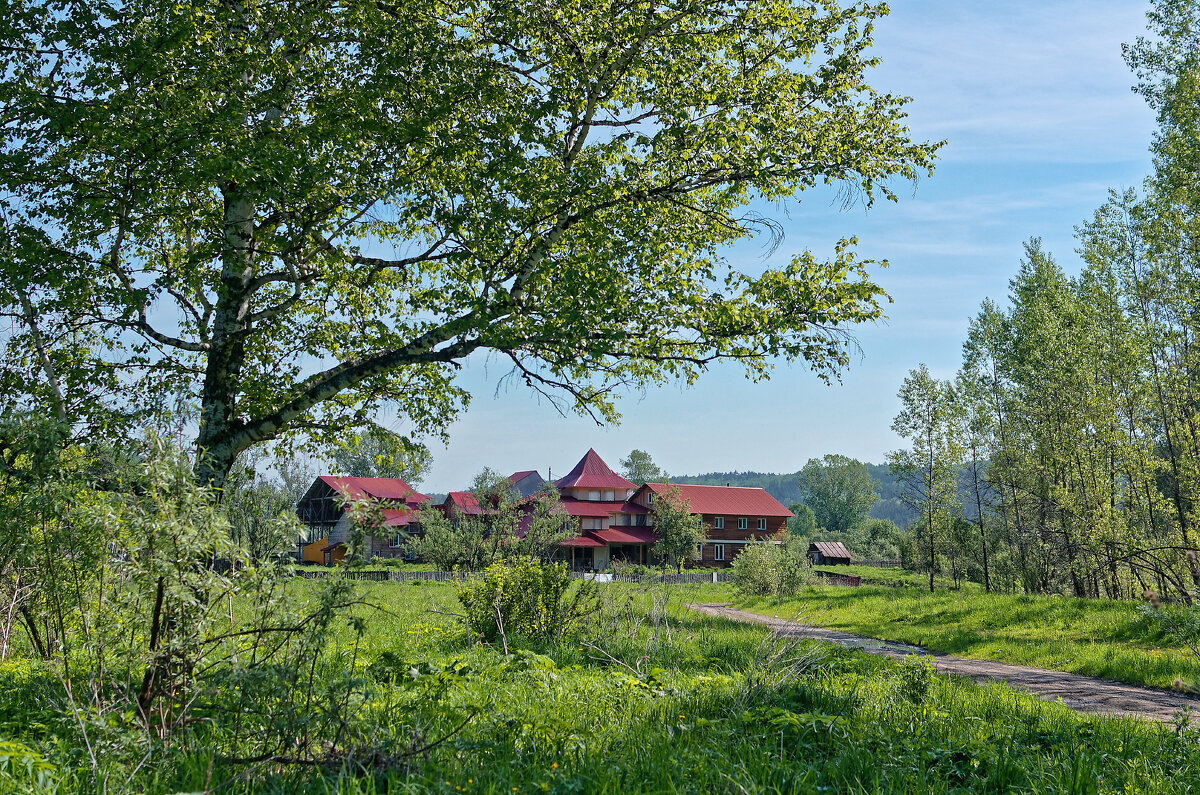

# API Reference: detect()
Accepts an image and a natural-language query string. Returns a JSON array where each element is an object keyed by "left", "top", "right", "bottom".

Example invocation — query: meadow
[
  {"left": 2, "top": 578, "right": 1200, "bottom": 793},
  {"left": 738, "top": 583, "right": 1200, "bottom": 690}
]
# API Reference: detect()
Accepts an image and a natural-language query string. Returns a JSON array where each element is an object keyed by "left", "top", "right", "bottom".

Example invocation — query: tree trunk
[{"left": 195, "top": 188, "right": 256, "bottom": 491}]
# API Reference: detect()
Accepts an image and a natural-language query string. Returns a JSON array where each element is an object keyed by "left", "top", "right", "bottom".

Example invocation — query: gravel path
[{"left": 689, "top": 602, "right": 1200, "bottom": 723}]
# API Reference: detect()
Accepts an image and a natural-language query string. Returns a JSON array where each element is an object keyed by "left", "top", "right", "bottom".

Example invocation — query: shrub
[
  {"left": 611, "top": 561, "right": 655, "bottom": 577},
  {"left": 893, "top": 655, "right": 935, "bottom": 704},
  {"left": 458, "top": 557, "right": 598, "bottom": 645},
  {"left": 729, "top": 542, "right": 813, "bottom": 597}
]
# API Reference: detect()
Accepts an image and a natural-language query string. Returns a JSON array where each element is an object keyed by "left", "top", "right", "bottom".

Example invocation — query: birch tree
[
  {"left": 0, "top": 0, "right": 940, "bottom": 488},
  {"left": 889, "top": 364, "right": 961, "bottom": 592}
]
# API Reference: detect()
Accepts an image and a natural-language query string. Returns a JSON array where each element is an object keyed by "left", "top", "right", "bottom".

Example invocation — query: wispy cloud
[{"left": 874, "top": 0, "right": 1156, "bottom": 163}]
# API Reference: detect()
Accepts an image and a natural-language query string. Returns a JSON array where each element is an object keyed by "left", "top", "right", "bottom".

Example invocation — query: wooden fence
[
  {"left": 288, "top": 568, "right": 729, "bottom": 584},
  {"left": 813, "top": 570, "right": 863, "bottom": 587}
]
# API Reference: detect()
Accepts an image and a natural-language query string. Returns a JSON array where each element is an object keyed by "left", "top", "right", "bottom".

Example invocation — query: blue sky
[{"left": 417, "top": 0, "right": 1158, "bottom": 493}]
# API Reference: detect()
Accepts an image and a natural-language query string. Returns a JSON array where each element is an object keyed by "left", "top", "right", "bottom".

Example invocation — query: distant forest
[{"left": 671, "top": 464, "right": 917, "bottom": 527}]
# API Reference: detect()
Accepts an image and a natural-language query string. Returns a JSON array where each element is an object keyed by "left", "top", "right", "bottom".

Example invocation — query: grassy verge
[
  {"left": 737, "top": 584, "right": 1200, "bottom": 689},
  {"left": 814, "top": 564, "right": 977, "bottom": 590},
  {"left": 2, "top": 580, "right": 1199, "bottom": 792}
]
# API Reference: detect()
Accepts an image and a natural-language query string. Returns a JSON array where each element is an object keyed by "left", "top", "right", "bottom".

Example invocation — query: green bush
[
  {"left": 457, "top": 557, "right": 598, "bottom": 645},
  {"left": 893, "top": 655, "right": 935, "bottom": 704},
  {"left": 729, "top": 542, "right": 813, "bottom": 597}
]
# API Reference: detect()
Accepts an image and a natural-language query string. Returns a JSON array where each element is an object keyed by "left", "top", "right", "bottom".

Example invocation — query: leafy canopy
[
  {"left": 796, "top": 454, "right": 880, "bottom": 534},
  {"left": 329, "top": 425, "right": 432, "bottom": 485},
  {"left": 0, "top": 0, "right": 940, "bottom": 485},
  {"left": 619, "top": 449, "right": 667, "bottom": 484}
]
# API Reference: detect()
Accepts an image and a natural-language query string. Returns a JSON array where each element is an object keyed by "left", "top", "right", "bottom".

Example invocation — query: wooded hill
[{"left": 671, "top": 465, "right": 917, "bottom": 527}]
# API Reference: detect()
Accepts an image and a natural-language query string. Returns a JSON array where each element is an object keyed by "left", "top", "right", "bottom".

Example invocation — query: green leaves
[{"left": 1, "top": 0, "right": 938, "bottom": 482}]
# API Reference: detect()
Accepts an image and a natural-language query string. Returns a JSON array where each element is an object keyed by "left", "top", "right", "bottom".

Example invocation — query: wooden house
[
  {"left": 296, "top": 476, "right": 429, "bottom": 564},
  {"left": 630, "top": 482, "right": 791, "bottom": 567},
  {"left": 552, "top": 449, "right": 653, "bottom": 568}
]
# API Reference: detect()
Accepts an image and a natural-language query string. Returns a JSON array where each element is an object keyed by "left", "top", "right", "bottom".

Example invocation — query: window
[
  {"left": 589, "top": 490, "right": 601, "bottom": 501},
  {"left": 389, "top": 533, "right": 403, "bottom": 548},
  {"left": 714, "top": 544, "right": 726, "bottom": 561},
  {"left": 603, "top": 490, "right": 615, "bottom": 501},
  {"left": 695, "top": 544, "right": 704, "bottom": 560},
  {"left": 647, "top": 492, "right": 654, "bottom": 504},
  {"left": 757, "top": 518, "right": 767, "bottom": 531},
  {"left": 714, "top": 517, "right": 724, "bottom": 530},
  {"left": 737, "top": 517, "right": 748, "bottom": 530}
]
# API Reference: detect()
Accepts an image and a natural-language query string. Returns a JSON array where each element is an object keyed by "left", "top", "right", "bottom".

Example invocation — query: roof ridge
[{"left": 650, "top": 482, "right": 768, "bottom": 490}]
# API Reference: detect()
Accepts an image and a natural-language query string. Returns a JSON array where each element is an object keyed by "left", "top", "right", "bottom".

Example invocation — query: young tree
[
  {"left": 796, "top": 454, "right": 881, "bottom": 534},
  {"left": 650, "top": 486, "right": 704, "bottom": 573},
  {"left": 222, "top": 463, "right": 301, "bottom": 561},
  {"left": 0, "top": 0, "right": 939, "bottom": 489},
  {"left": 408, "top": 473, "right": 567, "bottom": 569},
  {"left": 953, "top": 367, "right": 997, "bottom": 592},
  {"left": 889, "top": 365, "right": 961, "bottom": 592},
  {"left": 619, "top": 449, "right": 666, "bottom": 485}
]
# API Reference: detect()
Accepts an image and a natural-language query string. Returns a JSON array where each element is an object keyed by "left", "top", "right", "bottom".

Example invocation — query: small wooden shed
[{"left": 808, "top": 541, "right": 852, "bottom": 566}]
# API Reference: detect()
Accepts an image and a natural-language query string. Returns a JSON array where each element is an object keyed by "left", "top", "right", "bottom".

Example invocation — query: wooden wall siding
[
  {"left": 301, "top": 537, "right": 328, "bottom": 564},
  {"left": 701, "top": 514, "right": 787, "bottom": 541},
  {"left": 366, "top": 536, "right": 407, "bottom": 559}
]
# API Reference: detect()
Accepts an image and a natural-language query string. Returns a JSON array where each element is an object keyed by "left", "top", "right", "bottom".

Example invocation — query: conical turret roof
[{"left": 554, "top": 449, "right": 636, "bottom": 490}]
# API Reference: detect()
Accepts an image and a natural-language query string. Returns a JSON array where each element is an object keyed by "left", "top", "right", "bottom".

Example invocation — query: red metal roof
[
  {"left": 440, "top": 491, "right": 483, "bottom": 515},
  {"left": 381, "top": 508, "right": 417, "bottom": 527},
  {"left": 592, "top": 527, "right": 658, "bottom": 544},
  {"left": 559, "top": 498, "right": 647, "bottom": 517},
  {"left": 508, "top": 470, "right": 538, "bottom": 484},
  {"left": 641, "top": 483, "right": 793, "bottom": 517},
  {"left": 558, "top": 535, "right": 606, "bottom": 548},
  {"left": 555, "top": 449, "right": 636, "bottom": 491},
  {"left": 319, "top": 476, "right": 429, "bottom": 505}
]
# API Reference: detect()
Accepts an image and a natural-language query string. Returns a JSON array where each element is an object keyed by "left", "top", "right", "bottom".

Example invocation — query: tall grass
[
  {"left": 739, "top": 584, "right": 1200, "bottom": 688},
  {"left": 1, "top": 580, "right": 1199, "bottom": 793}
]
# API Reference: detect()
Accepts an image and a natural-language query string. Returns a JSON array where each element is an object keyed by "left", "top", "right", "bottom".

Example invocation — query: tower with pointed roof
[{"left": 554, "top": 448, "right": 637, "bottom": 501}]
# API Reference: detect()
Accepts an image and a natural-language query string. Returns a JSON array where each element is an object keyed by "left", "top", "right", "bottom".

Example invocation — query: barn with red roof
[{"left": 297, "top": 476, "right": 429, "bottom": 564}]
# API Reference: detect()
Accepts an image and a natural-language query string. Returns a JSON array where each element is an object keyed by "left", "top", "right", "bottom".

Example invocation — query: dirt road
[{"left": 689, "top": 602, "right": 1200, "bottom": 723}]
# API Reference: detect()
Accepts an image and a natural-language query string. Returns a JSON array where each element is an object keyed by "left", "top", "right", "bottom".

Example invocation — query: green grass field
[
  {"left": 737, "top": 583, "right": 1200, "bottom": 690},
  {"left": 813, "top": 564, "right": 974, "bottom": 589},
  {"left": 2, "top": 578, "right": 1200, "bottom": 793}
]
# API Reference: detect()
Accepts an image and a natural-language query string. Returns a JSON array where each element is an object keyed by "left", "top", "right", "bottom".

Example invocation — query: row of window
[
  {"left": 713, "top": 517, "right": 767, "bottom": 531},
  {"left": 585, "top": 489, "right": 634, "bottom": 501}
]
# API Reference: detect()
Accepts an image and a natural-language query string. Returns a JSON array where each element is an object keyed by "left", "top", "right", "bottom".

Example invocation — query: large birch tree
[{"left": 0, "top": 0, "right": 939, "bottom": 487}]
